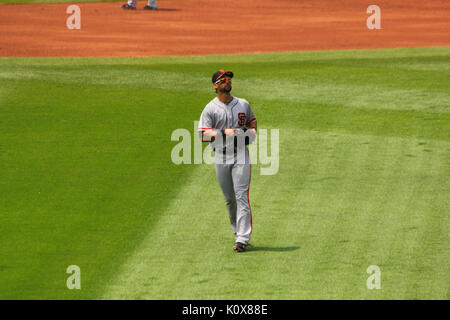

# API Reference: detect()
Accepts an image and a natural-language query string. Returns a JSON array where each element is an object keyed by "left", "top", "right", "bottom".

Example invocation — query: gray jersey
[
  {"left": 198, "top": 96, "right": 256, "bottom": 164},
  {"left": 198, "top": 96, "right": 256, "bottom": 132}
]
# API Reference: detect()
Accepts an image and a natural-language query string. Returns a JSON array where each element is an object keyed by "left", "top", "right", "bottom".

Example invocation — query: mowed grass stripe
[
  {"left": 327, "top": 136, "right": 438, "bottom": 298},
  {"left": 3, "top": 66, "right": 448, "bottom": 113},
  {"left": 257, "top": 100, "right": 449, "bottom": 142},
  {"left": 0, "top": 80, "right": 205, "bottom": 299},
  {"left": 103, "top": 128, "right": 449, "bottom": 299},
  {"left": 298, "top": 132, "right": 376, "bottom": 298},
  {"left": 2, "top": 47, "right": 448, "bottom": 67},
  {"left": 1, "top": 53, "right": 448, "bottom": 145},
  {"left": 399, "top": 145, "right": 449, "bottom": 299},
  {"left": 1, "top": 48, "right": 449, "bottom": 114},
  {"left": 102, "top": 165, "right": 225, "bottom": 299},
  {"left": 253, "top": 130, "right": 448, "bottom": 299},
  {"left": 341, "top": 139, "right": 415, "bottom": 298},
  {"left": 264, "top": 130, "right": 386, "bottom": 298},
  {"left": 383, "top": 143, "right": 448, "bottom": 299}
]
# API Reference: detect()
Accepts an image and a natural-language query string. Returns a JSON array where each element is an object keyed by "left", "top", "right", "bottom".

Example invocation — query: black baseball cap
[{"left": 212, "top": 70, "right": 234, "bottom": 83}]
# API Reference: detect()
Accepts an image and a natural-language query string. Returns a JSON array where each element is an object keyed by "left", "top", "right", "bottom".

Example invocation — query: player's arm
[
  {"left": 198, "top": 107, "right": 235, "bottom": 142},
  {"left": 241, "top": 105, "right": 257, "bottom": 144},
  {"left": 246, "top": 119, "right": 257, "bottom": 134},
  {"left": 245, "top": 116, "right": 257, "bottom": 138},
  {"left": 201, "top": 128, "right": 234, "bottom": 142},
  {"left": 245, "top": 101, "right": 257, "bottom": 135}
]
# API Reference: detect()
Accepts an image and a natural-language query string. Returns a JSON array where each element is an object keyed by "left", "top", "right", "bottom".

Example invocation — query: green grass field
[{"left": 0, "top": 47, "right": 449, "bottom": 299}]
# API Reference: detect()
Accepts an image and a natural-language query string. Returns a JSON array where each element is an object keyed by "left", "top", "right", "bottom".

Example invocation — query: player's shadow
[{"left": 247, "top": 246, "right": 300, "bottom": 252}]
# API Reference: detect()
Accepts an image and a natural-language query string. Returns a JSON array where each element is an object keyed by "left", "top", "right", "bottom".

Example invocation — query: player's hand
[
  {"left": 224, "top": 128, "right": 235, "bottom": 136},
  {"left": 233, "top": 128, "right": 246, "bottom": 136}
]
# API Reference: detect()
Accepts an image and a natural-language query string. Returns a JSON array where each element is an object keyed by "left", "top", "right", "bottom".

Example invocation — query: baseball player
[
  {"left": 122, "top": 0, "right": 157, "bottom": 10},
  {"left": 198, "top": 70, "right": 257, "bottom": 252}
]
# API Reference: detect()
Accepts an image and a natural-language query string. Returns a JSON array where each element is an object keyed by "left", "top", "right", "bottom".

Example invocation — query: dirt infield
[{"left": 0, "top": 0, "right": 449, "bottom": 57}]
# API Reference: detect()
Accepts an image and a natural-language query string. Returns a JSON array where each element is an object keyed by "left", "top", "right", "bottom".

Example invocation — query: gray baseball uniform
[{"left": 198, "top": 96, "right": 256, "bottom": 245}]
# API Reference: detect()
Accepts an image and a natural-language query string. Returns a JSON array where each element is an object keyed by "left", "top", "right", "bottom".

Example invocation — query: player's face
[{"left": 214, "top": 77, "right": 232, "bottom": 93}]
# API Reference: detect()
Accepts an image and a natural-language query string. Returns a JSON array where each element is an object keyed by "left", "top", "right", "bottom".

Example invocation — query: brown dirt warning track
[{"left": 0, "top": 0, "right": 449, "bottom": 57}]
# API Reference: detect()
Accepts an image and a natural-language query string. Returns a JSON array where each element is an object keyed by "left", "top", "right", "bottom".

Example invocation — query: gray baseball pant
[
  {"left": 128, "top": 0, "right": 157, "bottom": 7},
  {"left": 215, "top": 161, "right": 252, "bottom": 245}
]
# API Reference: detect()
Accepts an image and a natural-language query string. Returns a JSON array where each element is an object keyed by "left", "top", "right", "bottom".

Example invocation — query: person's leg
[
  {"left": 215, "top": 164, "right": 237, "bottom": 238},
  {"left": 144, "top": 0, "right": 157, "bottom": 9},
  {"left": 231, "top": 162, "right": 252, "bottom": 245}
]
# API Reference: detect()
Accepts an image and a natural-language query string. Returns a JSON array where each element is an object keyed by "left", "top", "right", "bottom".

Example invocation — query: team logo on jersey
[{"left": 238, "top": 113, "right": 246, "bottom": 127}]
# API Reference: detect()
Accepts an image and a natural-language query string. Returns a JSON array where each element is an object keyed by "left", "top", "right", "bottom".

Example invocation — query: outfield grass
[{"left": 0, "top": 47, "right": 449, "bottom": 299}]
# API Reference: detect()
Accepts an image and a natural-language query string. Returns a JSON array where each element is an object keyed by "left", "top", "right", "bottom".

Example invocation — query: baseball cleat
[
  {"left": 143, "top": 5, "right": 157, "bottom": 10},
  {"left": 233, "top": 242, "right": 248, "bottom": 252},
  {"left": 121, "top": 4, "right": 136, "bottom": 9}
]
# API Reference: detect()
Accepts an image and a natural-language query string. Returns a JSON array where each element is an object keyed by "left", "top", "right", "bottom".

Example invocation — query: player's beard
[{"left": 222, "top": 84, "right": 232, "bottom": 93}]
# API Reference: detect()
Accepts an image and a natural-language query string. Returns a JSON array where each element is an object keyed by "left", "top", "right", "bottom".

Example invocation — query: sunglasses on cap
[
  {"left": 215, "top": 77, "right": 232, "bottom": 84},
  {"left": 212, "top": 69, "right": 234, "bottom": 84}
]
